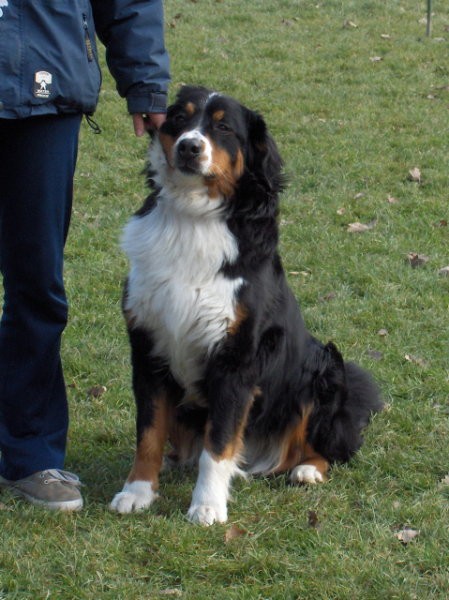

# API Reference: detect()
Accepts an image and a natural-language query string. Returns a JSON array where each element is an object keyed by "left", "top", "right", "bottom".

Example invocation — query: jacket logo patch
[
  {"left": 34, "top": 71, "right": 53, "bottom": 99},
  {"left": 0, "top": 0, "right": 9, "bottom": 19}
]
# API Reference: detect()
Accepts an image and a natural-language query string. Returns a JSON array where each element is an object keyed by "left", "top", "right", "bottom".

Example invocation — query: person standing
[{"left": 0, "top": 0, "right": 170, "bottom": 510}]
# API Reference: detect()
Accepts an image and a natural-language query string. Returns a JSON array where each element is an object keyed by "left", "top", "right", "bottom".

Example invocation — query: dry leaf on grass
[
  {"left": 380, "top": 33, "right": 392, "bottom": 40},
  {"left": 387, "top": 195, "right": 399, "bottom": 204},
  {"left": 440, "top": 474, "right": 449, "bottom": 485},
  {"left": 367, "top": 349, "right": 383, "bottom": 361},
  {"left": 87, "top": 385, "right": 107, "bottom": 398},
  {"left": 395, "top": 527, "right": 420, "bottom": 544},
  {"left": 225, "top": 524, "right": 252, "bottom": 543},
  {"left": 347, "top": 220, "right": 376, "bottom": 233},
  {"left": 308, "top": 510, "right": 319, "bottom": 528},
  {"left": 406, "top": 253, "right": 429, "bottom": 268},
  {"left": 438, "top": 266, "right": 449, "bottom": 277},
  {"left": 405, "top": 354, "right": 428, "bottom": 368},
  {"left": 408, "top": 167, "right": 421, "bottom": 183},
  {"left": 319, "top": 292, "right": 337, "bottom": 303},
  {"left": 343, "top": 20, "right": 358, "bottom": 29},
  {"left": 370, "top": 56, "right": 383, "bottom": 62},
  {"left": 377, "top": 329, "right": 389, "bottom": 337}
]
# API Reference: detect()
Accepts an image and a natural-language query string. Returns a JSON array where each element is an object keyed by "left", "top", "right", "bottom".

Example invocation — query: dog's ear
[{"left": 245, "top": 109, "right": 284, "bottom": 192}]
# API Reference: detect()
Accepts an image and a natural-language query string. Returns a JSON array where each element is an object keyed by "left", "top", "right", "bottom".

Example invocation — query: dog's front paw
[
  {"left": 187, "top": 502, "right": 228, "bottom": 526},
  {"left": 110, "top": 481, "right": 157, "bottom": 514},
  {"left": 290, "top": 464, "right": 324, "bottom": 485}
]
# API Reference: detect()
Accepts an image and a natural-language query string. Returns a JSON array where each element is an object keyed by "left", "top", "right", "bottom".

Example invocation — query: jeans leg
[{"left": 0, "top": 114, "right": 82, "bottom": 480}]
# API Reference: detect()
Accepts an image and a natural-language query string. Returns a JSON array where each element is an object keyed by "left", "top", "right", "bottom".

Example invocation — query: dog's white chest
[{"left": 123, "top": 198, "right": 243, "bottom": 389}]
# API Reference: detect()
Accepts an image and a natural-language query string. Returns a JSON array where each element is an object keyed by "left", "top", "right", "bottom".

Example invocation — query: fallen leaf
[
  {"left": 319, "top": 292, "right": 337, "bottom": 302},
  {"left": 438, "top": 266, "right": 449, "bottom": 277},
  {"left": 370, "top": 56, "right": 383, "bottom": 62},
  {"left": 405, "top": 354, "right": 428, "bottom": 368},
  {"left": 367, "top": 349, "right": 383, "bottom": 361},
  {"left": 337, "top": 207, "right": 346, "bottom": 215},
  {"left": 408, "top": 167, "right": 421, "bottom": 183},
  {"left": 343, "top": 20, "right": 358, "bottom": 29},
  {"left": 347, "top": 220, "right": 376, "bottom": 233},
  {"left": 308, "top": 510, "right": 319, "bottom": 528},
  {"left": 377, "top": 329, "right": 389, "bottom": 337},
  {"left": 289, "top": 271, "right": 300, "bottom": 276},
  {"left": 395, "top": 527, "right": 420, "bottom": 544},
  {"left": 225, "top": 524, "right": 251, "bottom": 543},
  {"left": 354, "top": 192, "right": 365, "bottom": 200},
  {"left": 380, "top": 33, "right": 392, "bottom": 40},
  {"left": 406, "top": 253, "right": 429, "bottom": 268},
  {"left": 433, "top": 219, "right": 447, "bottom": 227},
  {"left": 87, "top": 385, "right": 107, "bottom": 398},
  {"left": 441, "top": 474, "right": 449, "bottom": 485},
  {"left": 387, "top": 195, "right": 399, "bottom": 204}
]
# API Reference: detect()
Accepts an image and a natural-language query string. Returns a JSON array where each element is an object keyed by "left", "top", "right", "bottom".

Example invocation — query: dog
[{"left": 110, "top": 86, "right": 383, "bottom": 525}]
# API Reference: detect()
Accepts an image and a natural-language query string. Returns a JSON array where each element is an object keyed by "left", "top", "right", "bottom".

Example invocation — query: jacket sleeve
[{"left": 91, "top": 0, "right": 170, "bottom": 113}]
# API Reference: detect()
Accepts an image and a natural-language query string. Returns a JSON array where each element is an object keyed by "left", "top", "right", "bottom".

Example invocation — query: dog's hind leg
[{"left": 289, "top": 444, "right": 329, "bottom": 485}]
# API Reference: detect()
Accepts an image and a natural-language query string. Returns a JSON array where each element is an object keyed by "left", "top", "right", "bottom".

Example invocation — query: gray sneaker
[{"left": 0, "top": 469, "right": 83, "bottom": 511}]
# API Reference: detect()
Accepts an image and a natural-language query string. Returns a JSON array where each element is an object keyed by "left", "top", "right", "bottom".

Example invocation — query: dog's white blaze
[
  {"left": 123, "top": 142, "right": 244, "bottom": 389},
  {"left": 175, "top": 130, "right": 213, "bottom": 175},
  {"left": 187, "top": 449, "right": 242, "bottom": 525}
]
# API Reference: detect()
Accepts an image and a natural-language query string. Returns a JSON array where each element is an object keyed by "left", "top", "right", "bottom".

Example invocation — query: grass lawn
[{"left": 1, "top": 1, "right": 448, "bottom": 598}]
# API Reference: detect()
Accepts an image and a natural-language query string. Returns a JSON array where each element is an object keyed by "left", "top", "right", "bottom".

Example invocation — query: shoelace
[{"left": 40, "top": 469, "right": 82, "bottom": 487}]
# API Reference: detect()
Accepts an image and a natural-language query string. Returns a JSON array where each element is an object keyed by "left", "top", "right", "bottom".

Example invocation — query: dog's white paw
[
  {"left": 110, "top": 481, "right": 157, "bottom": 514},
  {"left": 187, "top": 502, "right": 227, "bottom": 526},
  {"left": 290, "top": 464, "right": 324, "bottom": 485}
]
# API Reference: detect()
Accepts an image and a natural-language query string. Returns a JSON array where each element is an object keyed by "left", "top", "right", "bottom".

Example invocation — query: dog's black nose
[{"left": 177, "top": 139, "right": 202, "bottom": 159}]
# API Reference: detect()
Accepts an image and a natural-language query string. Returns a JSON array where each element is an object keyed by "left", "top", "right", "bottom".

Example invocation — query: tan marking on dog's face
[
  {"left": 185, "top": 102, "right": 196, "bottom": 117},
  {"left": 158, "top": 131, "right": 176, "bottom": 168},
  {"left": 205, "top": 144, "right": 245, "bottom": 199},
  {"left": 212, "top": 109, "right": 225, "bottom": 122},
  {"left": 127, "top": 396, "right": 172, "bottom": 489}
]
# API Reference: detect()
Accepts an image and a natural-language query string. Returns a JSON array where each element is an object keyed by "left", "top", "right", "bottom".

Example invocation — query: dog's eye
[
  {"left": 215, "top": 122, "right": 232, "bottom": 133},
  {"left": 173, "top": 113, "right": 187, "bottom": 126}
]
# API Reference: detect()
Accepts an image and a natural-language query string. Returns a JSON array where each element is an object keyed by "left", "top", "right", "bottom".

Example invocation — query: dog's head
[{"left": 153, "top": 86, "right": 283, "bottom": 200}]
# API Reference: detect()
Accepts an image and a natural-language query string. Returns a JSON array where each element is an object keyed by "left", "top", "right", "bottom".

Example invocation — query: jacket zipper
[{"left": 82, "top": 14, "right": 94, "bottom": 62}]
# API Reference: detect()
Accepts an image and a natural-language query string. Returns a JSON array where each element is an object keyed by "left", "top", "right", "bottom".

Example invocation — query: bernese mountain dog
[{"left": 110, "top": 86, "right": 382, "bottom": 525}]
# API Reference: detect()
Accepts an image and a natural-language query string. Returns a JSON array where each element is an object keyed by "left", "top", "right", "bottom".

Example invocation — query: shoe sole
[{"left": 3, "top": 486, "right": 83, "bottom": 511}]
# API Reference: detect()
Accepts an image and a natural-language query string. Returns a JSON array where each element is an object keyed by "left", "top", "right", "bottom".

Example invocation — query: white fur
[
  {"left": 187, "top": 450, "right": 243, "bottom": 525},
  {"left": 110, "top": 480, "right": 157, "bottom": 513},
  {"left": 123, "top": 137, "right": 244, "bottom": 390},
  {"left": 290, "top": 464, "right": 324, "bottom": 484}
]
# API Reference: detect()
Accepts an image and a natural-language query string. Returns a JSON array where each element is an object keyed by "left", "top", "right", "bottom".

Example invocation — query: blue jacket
[{"left": 0, "top": 0, "right": 170, "bottom": 119}]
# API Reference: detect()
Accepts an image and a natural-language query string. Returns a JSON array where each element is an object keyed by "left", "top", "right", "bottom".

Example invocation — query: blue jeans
[{"left": 0, "top": 114, "right": 82, "bottom": 480}]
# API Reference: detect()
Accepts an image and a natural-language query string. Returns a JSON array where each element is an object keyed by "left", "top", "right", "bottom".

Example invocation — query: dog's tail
[{"left": 308, "top": 342, "right": 383, "bottom": 464}]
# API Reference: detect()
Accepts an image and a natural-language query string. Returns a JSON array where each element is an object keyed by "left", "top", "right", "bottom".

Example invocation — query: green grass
[{"left": 1, "top": 1, "right": 449, "bottom": 598}]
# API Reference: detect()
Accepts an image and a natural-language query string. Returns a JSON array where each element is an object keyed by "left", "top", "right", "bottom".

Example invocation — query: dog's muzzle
[{"left": 174, "top": 131, "right": 212, "bottom": 175}]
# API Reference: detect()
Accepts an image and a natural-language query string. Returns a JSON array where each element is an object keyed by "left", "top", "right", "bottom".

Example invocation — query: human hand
[{"left": 132, "top": 113, "right": 166, "bottom": 137}]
